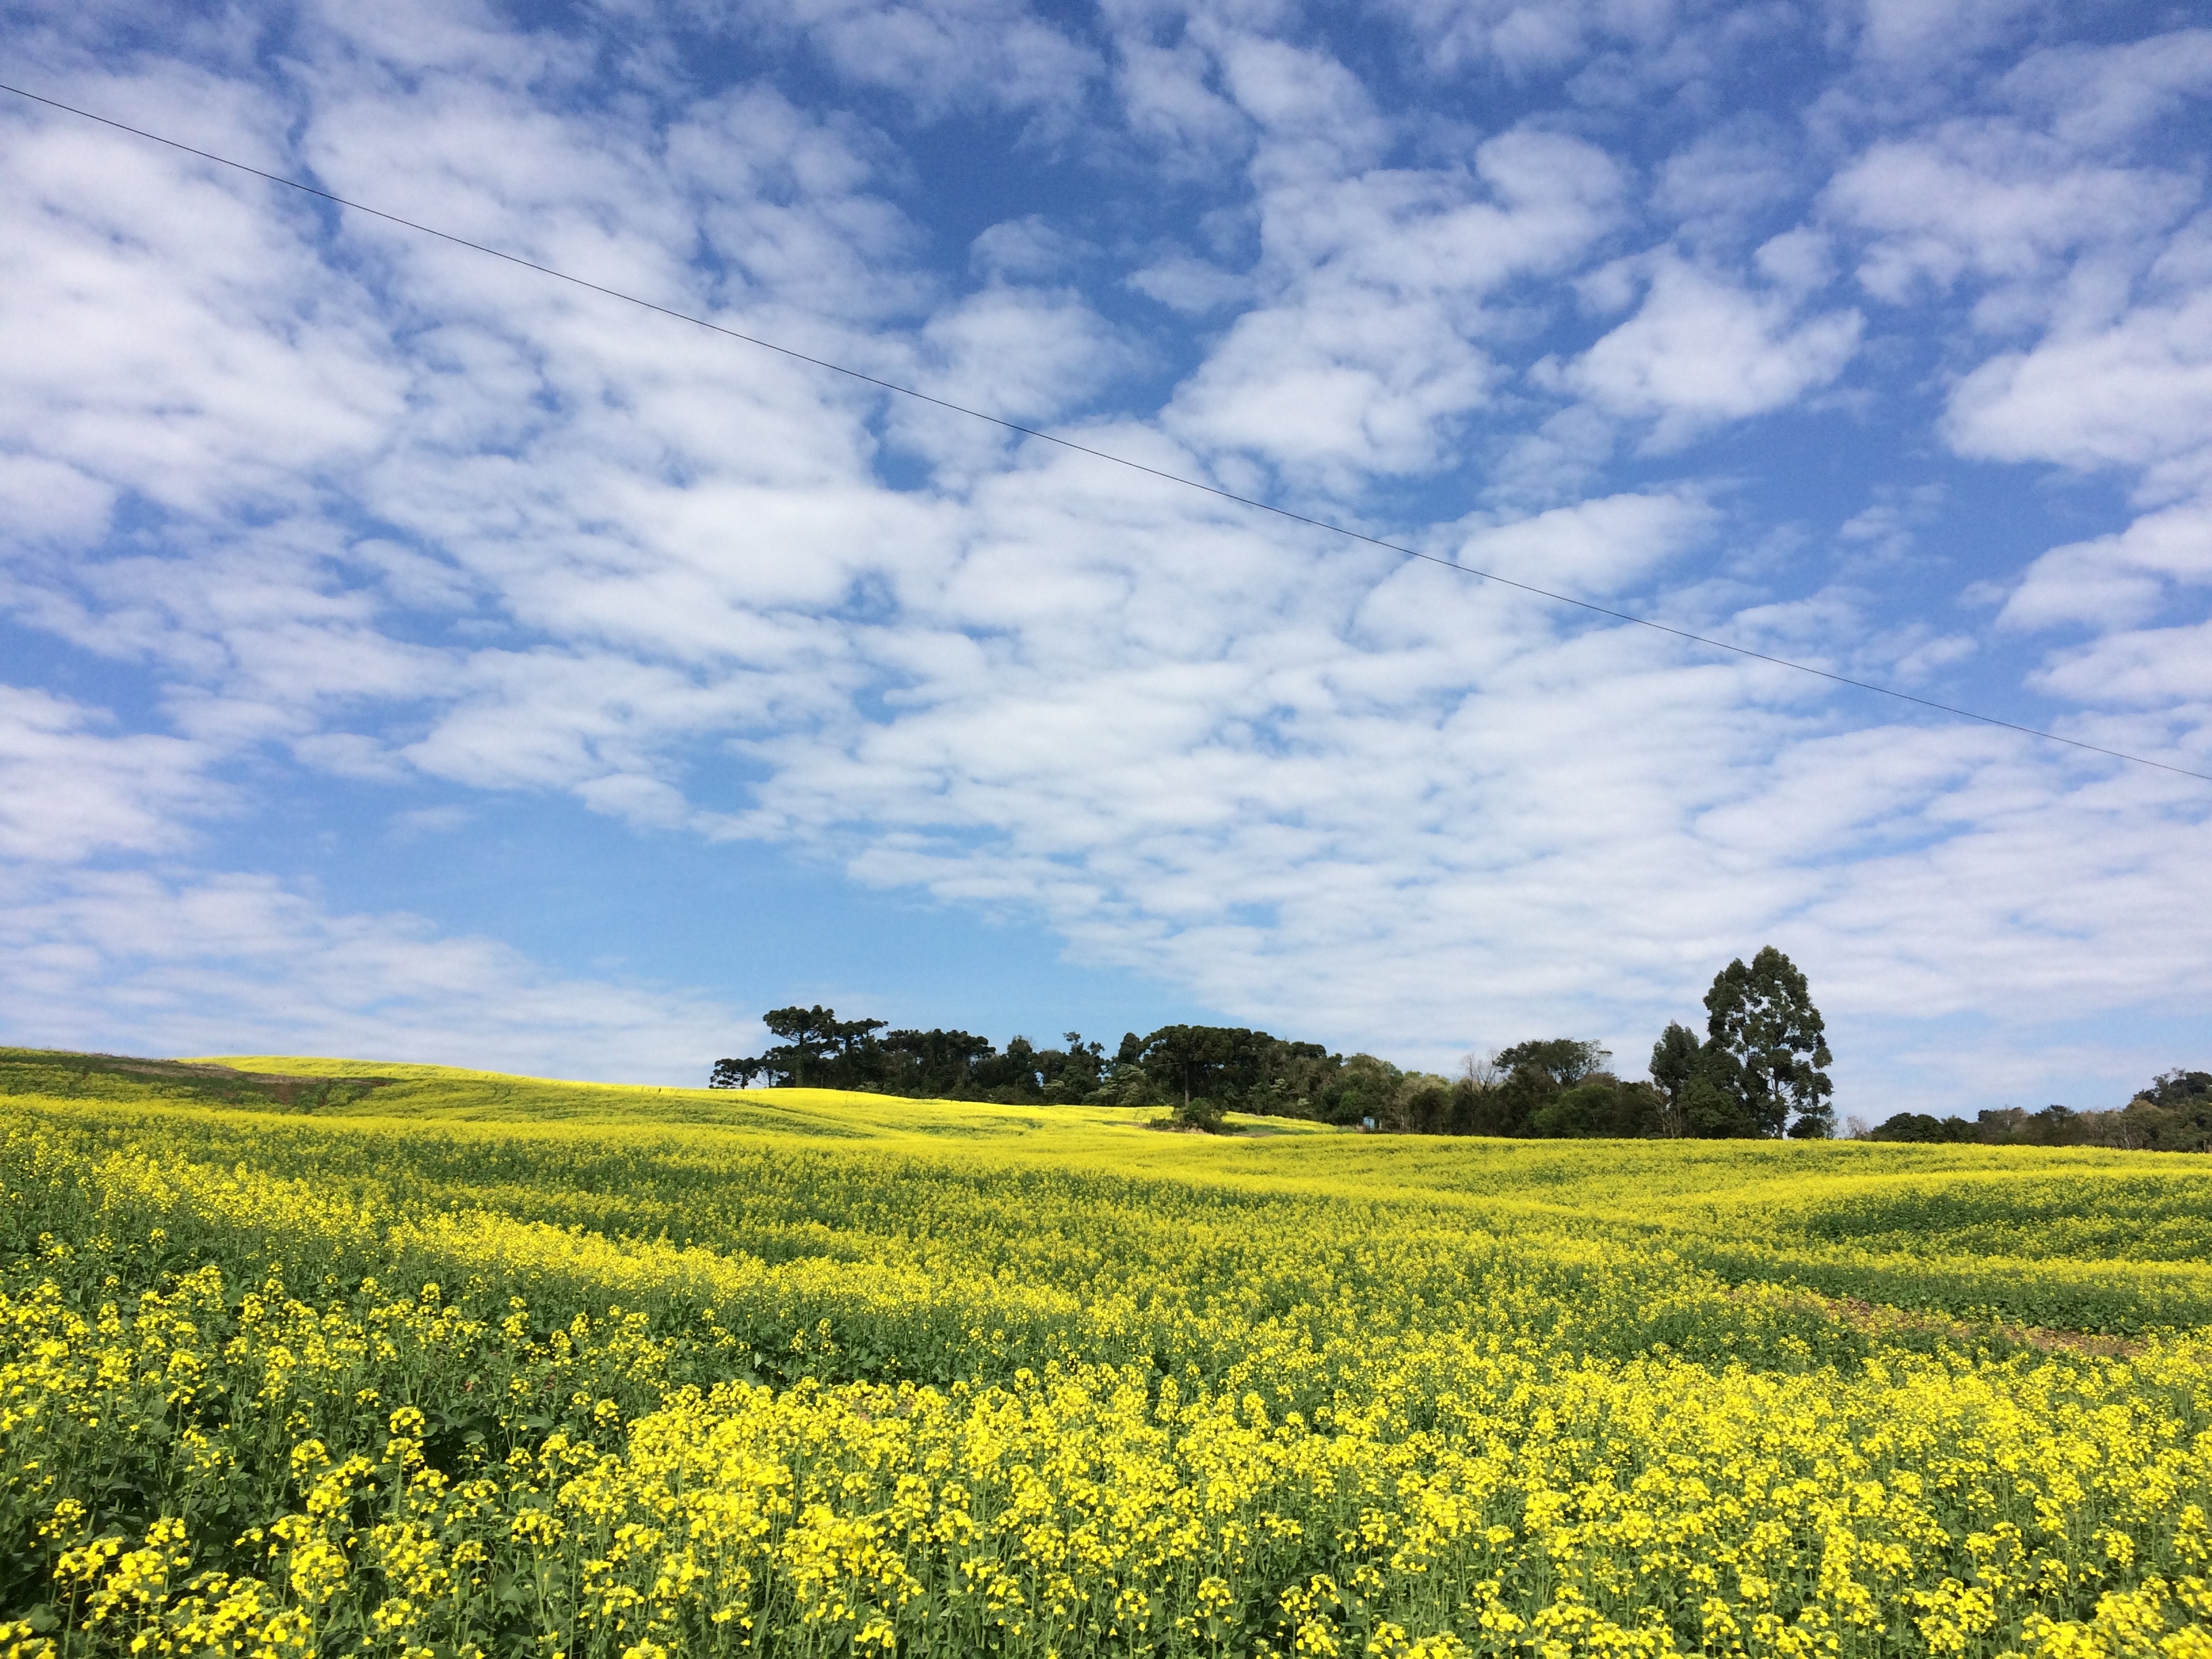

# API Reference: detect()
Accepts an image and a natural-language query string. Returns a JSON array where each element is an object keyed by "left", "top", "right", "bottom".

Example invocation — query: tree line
[
  {"left": 710, "top": 945, "right": 2201, "bottom": 1147},
  {"left": 1860, "top": 1071, "right": 2212, "bottom": 1153},
  {"left": 711, "top": 945, "right": 1862, "bottom": 1140}
]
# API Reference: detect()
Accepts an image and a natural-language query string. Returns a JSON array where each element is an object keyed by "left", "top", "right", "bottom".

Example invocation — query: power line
[{"left": 5, "top": 79, "right": 2208, "bottom": 787}]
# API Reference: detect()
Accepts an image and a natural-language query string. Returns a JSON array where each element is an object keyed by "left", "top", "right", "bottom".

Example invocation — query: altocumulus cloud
[{"left": 0, "top": 0, "right": 2208, "bottom": 1109}]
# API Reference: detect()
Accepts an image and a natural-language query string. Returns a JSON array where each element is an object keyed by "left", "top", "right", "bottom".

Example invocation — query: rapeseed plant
[{"left": 0, "top": 1078, "right": 2207, "bottom": 1655}]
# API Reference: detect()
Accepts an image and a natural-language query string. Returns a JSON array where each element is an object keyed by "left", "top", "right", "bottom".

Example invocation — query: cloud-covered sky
[{"left": 3, "top": 0, "right": 2208, "bottom": 1112}]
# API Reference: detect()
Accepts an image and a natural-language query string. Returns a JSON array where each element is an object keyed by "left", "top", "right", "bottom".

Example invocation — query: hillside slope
[{"left": 2, "top": 1047, "right": 2209, "bottom": 1656}]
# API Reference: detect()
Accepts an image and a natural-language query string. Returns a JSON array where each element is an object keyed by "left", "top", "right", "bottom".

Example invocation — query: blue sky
[{"left": 1, "top": 0, "right": 2208, "bottom": 1116}]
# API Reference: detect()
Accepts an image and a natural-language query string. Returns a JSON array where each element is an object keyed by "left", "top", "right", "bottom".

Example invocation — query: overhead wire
[{"left": 4, "top": 79, "right": 2207, "bottom": 787}]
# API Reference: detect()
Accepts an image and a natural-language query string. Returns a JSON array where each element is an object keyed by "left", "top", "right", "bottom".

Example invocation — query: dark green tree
[
  {"left": 1647, "top": 1022, "right": 1756, "bottom": 1137},
  {"left": 1139, "top": 1025, "right": 1235, "bottom": 1110},
  {"left": 876, "top": 1027, "right": 996, "bottom": 1096},
  {"left": 1250, "top": 1038, "right": 1336, "bottom": 1117},
  {"left": 1039, "top": 1033, "right": 1107, "bottom": 1103},
  {"left": 2135, "top": 1069, "right": 2212, "bottom": 1110},
  {"left": 1494, "top": 1038, "right": 1610, "bottom": 1086},
  {"left": 1323, "top": 1053, "right": 1404, "bottom": 1128},
  {"left": 1529, "top": 1076, "right": 1666, "bottom": 1138},
  {"left": 1134, "top": 1025, "right": 1322, "bottom": 1114},
  {"left": 711, "top": 1006, "right": 886, "bottom": 1090},
  {"left": 1648, "top": 1022, "right": 1702, "bottom": 1136},
  {"left": 1401, "top": 1076, "right": 1450, "bottom": 1134},
  {"left": 1868, "top": 1111, "right": 1976, "bottom": 1143},
  {"left": 1171, "top": 1092, "right": 1229, "bottom": 1132},
  {"left": 1476, "top": 1040, "right": 1607, "bottom": 1136},
  {"left": 2110, "top": 1069, "right": 2212, "bottom": 1152},
  {"left": 1681, "top": 1049, "right": 1758, "bottom": 1138},
  {"left": 1702, "top": 947, "right": 1835, "bottom": 1139}
]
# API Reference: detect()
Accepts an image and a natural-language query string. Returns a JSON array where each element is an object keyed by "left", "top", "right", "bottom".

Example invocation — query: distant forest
[
  {"left": 1861, "top": 1075, "right": 2212, "bottom": 1154},
  {"left": 711, "top": 1011, "right": 1685, "bottom": 1133},
  {"left": 712, "top": 946, "right": 2209, "bottom": 1150}
]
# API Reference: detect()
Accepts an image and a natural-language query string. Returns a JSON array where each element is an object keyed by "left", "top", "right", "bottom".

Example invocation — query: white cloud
[
  {"left": 0, "top": 31, "right": 959, "bottom": 820},
  {"left": 1164, "top": 127, "right": 1622, "bottom": 482},
  {"left": 0, "top": 687, "right": 222, "bottom": 862},
  {"left": 1107, "top": 26, "right": 1250, "bottom": 178},
  {"left": 1448, "top": 490, "right": 1718, "bottom": 596},
  {"left": 900, "top": 285, "right": 1132, "bottom": 443},
  {"left": 970, "top": 216, "right": 1082, "bottom": 283},
  {"left": 2030, "top": 618, "right": 2212, "bottom": 712},
  {"left": 687, "top": 437, "right": 2212, "bottom": 1100},
  {"left": 1166, "top": 299, "right": 1497, "bottom": 482},
  {"left": 1854, "top": 0, "right": 2045, "bottom": 70},
  {"left": 1561, "top": 253, "right": 1862, "bottom": 449},
  {"left": 662, "top": 87, "right": 926, "bottom": 322},
  {"left": 2003, "top": 28, "right": 2212, "bottom": 148},
  {"left": 0, "top": 80, "right": 407, "bottom": 521},
  {"left": 0, "top": 453, "right": 115, "bottom": 544},
  {"left": 388, "top": 804, "right": 473, "bottom": 839},
  {"left": 1379, "top": 0, "right": 1682, "bottom": 77},
  {"left": 1214, "top": 33, "right": 1391, "bottom": 180},
  {"left": 1835, "top": 483, "right": 1946, "bottom": 567},
  {"left": 299, "top": 0, "right": 577, "bottom": 82},
  {"left": 0, "top": 865, "right": 743, "bottom": 1084},
  {"left": 1944, "top": 291, "right": 2212, "bottom": 491},
  {"left": 398, "top": 646, "right": 802, "bottom": 819},
  {"left": 4, "top": 523, "right": 459, "bottom": 754},
  {"left": 1821, "top": 76, "right": 2212, "bottom": 804},
  {"left": 741, "top": 0, "right": 1103, "bottom": 127},
  {"left": 1793, "top": 746, "right": 2212, "bottom": 1028},
  {"left": 1998, "top": 500, "right": 2212, "bottom": 633},
  {"left": 1, "top": 0, "right": 2208, "bottom": 1126},
  {"left": 1826, "top": 126, "right": 2196, "bottom": 321},
  {"left": 1654, "top": 117, "right": 1801, "bottom": 231},
  {"left": 1126, "top": 253, "right": 1252, "bottom": 315}
]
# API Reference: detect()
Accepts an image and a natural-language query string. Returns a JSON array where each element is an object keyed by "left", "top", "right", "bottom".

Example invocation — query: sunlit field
[{"left": 2, "top": 1048, "right": 2208, "bottom": 1657}]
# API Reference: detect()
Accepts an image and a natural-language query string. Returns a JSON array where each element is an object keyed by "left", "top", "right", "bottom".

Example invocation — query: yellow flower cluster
[{"left": 1, "top": 1078, "right": 2209, "bottom": 1655}]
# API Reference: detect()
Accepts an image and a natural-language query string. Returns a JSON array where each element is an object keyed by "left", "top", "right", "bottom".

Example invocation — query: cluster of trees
[
  {"left": 710, "top": 945, "right": 1850, "bottom": 1141},
  {"left": 1648, "top": 947, "right": 1836, "bottom": 1139},
  {"left": 710, "top": 947, "right": 2198, "bottom": 1150},
  {"left": 710, "top": 1010, "right": 1357, "bottom": 1124},
  {"left": 708, "top": 1008, "right": 1111, "bottom": 1101},
  {"left": 1387, "top": 947, "right": 1837, "bottom": 1141},
  {"left": 1862, "top": 1069, "right": 2212, "bottom": 1153}
]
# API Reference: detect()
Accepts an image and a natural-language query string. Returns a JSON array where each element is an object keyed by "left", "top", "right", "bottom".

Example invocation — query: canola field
[{"left": 1, "top": 1052, "right": 2209, "bottom": 1659}]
